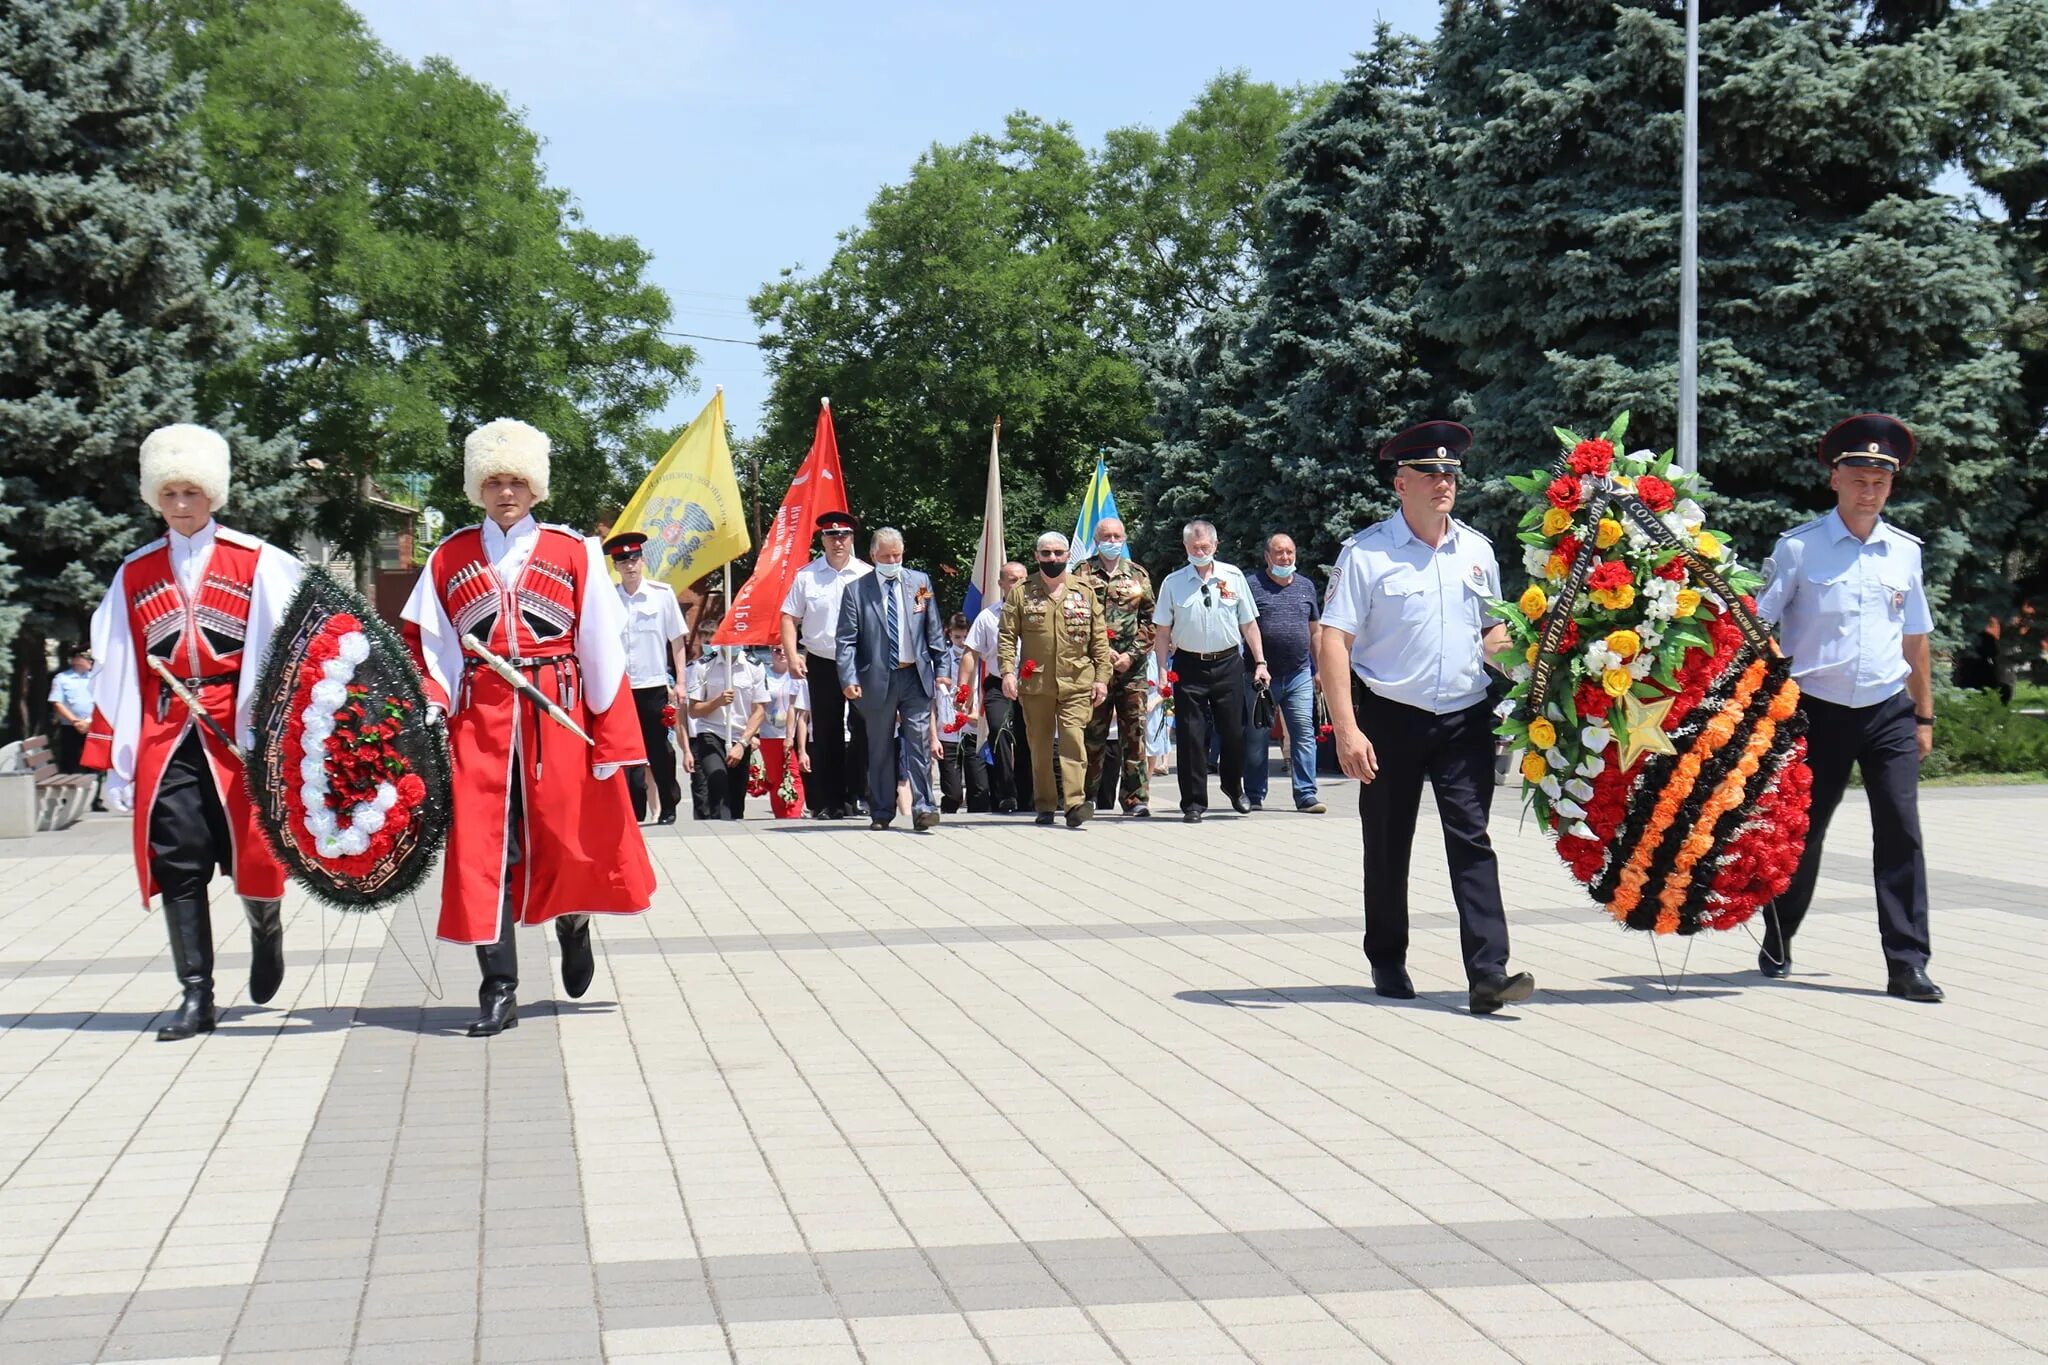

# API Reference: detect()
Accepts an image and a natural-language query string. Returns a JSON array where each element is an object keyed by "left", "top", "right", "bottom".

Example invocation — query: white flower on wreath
[
  {"left": 1554, "top": 797, "right": 1587, "bottom": 820},
  {"left": 1643, "top": 577, "right": 1681, "bottom": 623},
  {"left": 297, "top": 629, "right": 399, "bottom": 863},
  {"left": 1628, "top": 654, "right": 1653, "bottom": 681},
  {"left": 1522, "top": 544, "right": 1550, "bottom": 579},
  {"left": 1576, "top": 750, "right": 1606, "bottom": 779},
  {"left": 1584, "top": 640, "right": 1621, "bottom": 674},
  {"left": 1676, "top": 498, "right": 1706, "bottom": 532},
  {"left": 1581, "top": 723, "right": 1612, "bottom": 753}
]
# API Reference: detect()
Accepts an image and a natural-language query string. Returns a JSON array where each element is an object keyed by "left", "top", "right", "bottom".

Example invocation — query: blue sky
[{"left": 347, "top": 0, "right": 1441, "bottom": 441}]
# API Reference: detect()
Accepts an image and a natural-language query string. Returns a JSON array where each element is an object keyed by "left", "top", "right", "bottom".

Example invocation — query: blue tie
[{"left": 884, "top": 579, "right": 900, "bottom": 663}]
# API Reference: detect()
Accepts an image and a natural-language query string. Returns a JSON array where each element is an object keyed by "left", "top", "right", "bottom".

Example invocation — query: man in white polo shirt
[
  {"left": 605, "top": 532, "right": 689, "bottom": 825},
  {"left": 778, "top": 510, "right": 873, "bottom": 818},
  {"left": 1152, "top": 519, "right": 1269, "bottom": 823}
]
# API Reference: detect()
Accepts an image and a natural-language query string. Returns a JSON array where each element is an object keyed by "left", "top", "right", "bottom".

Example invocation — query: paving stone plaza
[{"left": 2, "top": 779, "right": 2045, "bottom": 1365}]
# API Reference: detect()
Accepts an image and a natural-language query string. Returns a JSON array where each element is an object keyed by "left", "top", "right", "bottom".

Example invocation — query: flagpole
[
  {"left": 1677, "top": 0, "right": 1700, "bottom": 475},
  {"left": 722, "top": 560, "right": 735, "bottom": 749}
]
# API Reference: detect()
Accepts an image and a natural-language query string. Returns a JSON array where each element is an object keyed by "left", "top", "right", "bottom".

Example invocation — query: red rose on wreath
[
  {"left": 1653, "top": 556, "right": 1687, "bottom": 582},
  {"left": 1634, "top": 474, "right": 1677, "bottom": 512},
  {"left": 1574, "top": 678, "right": 1612, "bottom": 723},
  {"left": 1568, "top": 439, "right": 1615, "bottom": 476},
  {"left": 1557, "top": 619, "right": 1580, "bottom": 651},
  {"left": 1555, "top": 533, "right": 1582, "bottom": 564},
  {"left": 1587, "top": 560, "right": 1632, "bottom": 594},
  {"left": 1546, "top": 476, "right": 1584, "bottom": 512},
  {"left": 395, "top": 773, "right": 427, "bottom": 805}
]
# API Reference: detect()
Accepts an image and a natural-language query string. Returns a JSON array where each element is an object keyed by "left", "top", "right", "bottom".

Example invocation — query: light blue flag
[{"left": 1070, "top": 456, "right": 1121, "bottom": 560}]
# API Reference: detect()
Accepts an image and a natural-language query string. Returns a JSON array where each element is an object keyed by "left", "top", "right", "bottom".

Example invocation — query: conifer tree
[
  {"left": 1428, "top": 0, "right": 2019, "bottom": 606},
  {"left": 0, "top": 0, "right": 297, "bottom": 735}
]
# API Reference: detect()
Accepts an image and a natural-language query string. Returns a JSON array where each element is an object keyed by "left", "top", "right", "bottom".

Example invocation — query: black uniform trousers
[
  {"left": 1171, "top": 651, "right": 1245, "bottom": 813},
  {"left": 1760, "top": 690, "right": 1931, "bottom": 970},
  {"left": 478, "top": 783, "right": 584, "bottom": 993},
  {"left": 149, "top": 731, "right": 233, "bottom": 902},
  {"left": 689, "top": 733, "right": 749, "bottom": 820},
  {"left": 53, "top": 722, "right": 88, "bottom": 774},
  {"left": 625, "top": 684, "right": 681, "bottom": 822},
  {"left": 981, "top": 675, "right": 1033, "bottom": 811},
  {"left": 1354, "top": 686, "right": 1511, "bottom": 983},
  {"left": 804, "top": 651, "right": 868, "bottom": 813}
]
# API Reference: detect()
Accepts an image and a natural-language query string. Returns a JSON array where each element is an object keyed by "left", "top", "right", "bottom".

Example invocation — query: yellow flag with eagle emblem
[{"left": 613, "top": 389, "right": 750, "bottom": 588}]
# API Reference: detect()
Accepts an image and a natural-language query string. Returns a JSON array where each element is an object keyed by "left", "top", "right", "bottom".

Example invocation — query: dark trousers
[
  {"left": 1761, "top": 691, "right": 1931, "bottom": 970},
  {"left": 626, "top": 685, "right": 680, "bottom": 821},
  {"left": 149, "top": 731, "right": 231, "bottom": 903},
  {"left": 963, "top": 734, "right": 990, "bottom": 812},
  {"left": 1172, "top": 652, "right": 1246, "bottom": 812},
  {"left": 477, "top": 785, "right": 585, "bottom": 994},
  {"left": 1355, "top": 687, "right": 1510, "bottom": 983},
  {"left": 1095, "top": 737, "right": 1123, "bottom": 810},
  {"left": 981, "top": 677, "right": 1033, "bottom": 810},
  {"left": 53, "top": 723, "right": 88, "bottom": 774},
  {"left": 805, "top": 651, "right": 869, "bottom": 812},
  {"left": 690, "top": 733, "right": 748, "bottom": 820},
  {"left": 939, "top": 742, "right": 965, "bottom": 813}
]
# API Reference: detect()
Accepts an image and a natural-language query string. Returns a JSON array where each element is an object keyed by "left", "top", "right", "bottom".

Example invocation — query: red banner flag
[{"left": 712, "top": 400, "right": 849, "bottom": 647}]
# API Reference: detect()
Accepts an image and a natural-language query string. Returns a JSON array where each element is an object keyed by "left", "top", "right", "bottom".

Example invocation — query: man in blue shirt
[
  {"left": 48, "top": 645, "right": 96, "bottom": 781},
  {"left": 1755, "top": 414, "right": 1940, "bottom": 1002},
  {"left": 1318, "top": 422, "right": 1533, "bottom": 1016},
  {"left": 1243, "top": 534, "right": 1325, "bottom": 813}
]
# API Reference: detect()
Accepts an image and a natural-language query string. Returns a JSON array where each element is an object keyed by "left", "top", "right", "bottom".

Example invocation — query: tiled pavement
[{"left": 2, "top": 775, "right": 2045, "bottom": 1365}]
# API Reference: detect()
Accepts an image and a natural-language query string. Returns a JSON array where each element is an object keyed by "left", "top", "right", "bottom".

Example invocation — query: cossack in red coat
[
  {"left": 83, "top": 525, "right": 295, "bottom": 906},
  {"left": 401, "top": 520, "right": 655, "bottom": 945}
]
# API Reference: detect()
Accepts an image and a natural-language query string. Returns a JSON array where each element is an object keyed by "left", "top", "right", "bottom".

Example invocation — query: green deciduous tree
[
  {"left": 751, "top": 75, "right": 1316, "bottom": 591},
  {"left": 151, "top": 0, "right": 694, "bottom": 549},
  {"left": 0, "top": 0, "right": 298, "bottom": 736}
]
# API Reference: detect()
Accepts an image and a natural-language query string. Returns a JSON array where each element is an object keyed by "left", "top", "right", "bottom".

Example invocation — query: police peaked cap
[
  {"left": 602, "top": 531, "right": 648, "bottom": 560},
  {"left": 1379, "top": 421, "right": 1472, "bottom": 475},
  {"left": 1819, "top": 413, "right": 1914, "bottom": 471},
  {"left": 815, "top": 510, "right": 857, "bottom": 531}
]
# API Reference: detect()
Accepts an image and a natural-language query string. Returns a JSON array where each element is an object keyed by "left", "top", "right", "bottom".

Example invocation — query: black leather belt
[{"left": 1183, "top": 647, "right": 1241, "bottom": 662}]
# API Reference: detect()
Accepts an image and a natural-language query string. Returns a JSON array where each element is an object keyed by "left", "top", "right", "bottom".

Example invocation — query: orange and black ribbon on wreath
[{"left": 1527, "top": 482, "right": 1773, "bottom": 713}]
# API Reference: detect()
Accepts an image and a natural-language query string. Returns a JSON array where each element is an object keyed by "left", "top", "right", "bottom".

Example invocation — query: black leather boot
[
  {"left": 243, "top": 897, "right": 285, "bottom": 1005},
  {"left": 469, "top": 923, "right": 519, "bottom": 1037},
  {"left": 557, "top": 915, "right": 594, "bottom": 999},
  {"left": 158, "top": 897, "right": 217, "bottom": 1041}
]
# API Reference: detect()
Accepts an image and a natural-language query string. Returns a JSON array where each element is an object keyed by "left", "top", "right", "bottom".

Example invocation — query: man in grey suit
[{"left": 836, "top": 527, "right": 953, "bottom": 830}]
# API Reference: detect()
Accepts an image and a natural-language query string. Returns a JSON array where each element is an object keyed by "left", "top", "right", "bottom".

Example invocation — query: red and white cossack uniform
[
  {"left": 85, "top": 521, "right": 302, "bottom": 904},
  {"left": 401, "top": 515, "right": 656, "bottom": 944}
]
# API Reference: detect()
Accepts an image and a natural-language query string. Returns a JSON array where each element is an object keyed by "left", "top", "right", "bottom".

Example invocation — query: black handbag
[{"left": 1250, "top": 682, "right": 1276, "bottom": 732}]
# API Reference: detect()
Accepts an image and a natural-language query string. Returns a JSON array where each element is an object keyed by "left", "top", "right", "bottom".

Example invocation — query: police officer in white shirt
[
  {"left": 1318, "top": 422, "right": 1534, "bottom": 1016},
  {"left": 1151, "top": 520, "right": 1269, "bottom": 821},
  {"left": 1755, "top": 414, "right": 1940, "bottom": 1002},
  {"left": 779, "top": 510, "right": 873, "bottom": 818},
  {"left": 605, "top": 532, "right": 688, "bottom": 824}
]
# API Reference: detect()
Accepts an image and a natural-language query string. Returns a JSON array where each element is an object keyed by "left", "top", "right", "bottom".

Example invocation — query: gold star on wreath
[{"left": 1615, "top": 692, "right": 1678, "bottom": 768}]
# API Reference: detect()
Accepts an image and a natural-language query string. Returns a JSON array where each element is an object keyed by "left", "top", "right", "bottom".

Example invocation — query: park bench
[{"left": 0, "top": 735, "right": 96, "bottom": 833}]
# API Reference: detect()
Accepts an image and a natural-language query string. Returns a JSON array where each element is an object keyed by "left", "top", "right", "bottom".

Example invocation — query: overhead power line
[{"left": 659, "top": 327, "right": 764, "bottom": 347}]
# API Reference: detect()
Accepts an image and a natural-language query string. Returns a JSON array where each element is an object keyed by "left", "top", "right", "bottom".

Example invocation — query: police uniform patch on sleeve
[{"left": 1469, "top": 563, "right": 1488, "bottom": 591}]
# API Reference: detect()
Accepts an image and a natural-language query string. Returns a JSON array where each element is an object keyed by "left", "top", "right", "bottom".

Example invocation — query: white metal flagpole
[
  {"left": 1677, "top": 0, "right": 1701, "bottom": 475},
  {"left": 722, "top": 560, "right": 735, "bottom": 749}
]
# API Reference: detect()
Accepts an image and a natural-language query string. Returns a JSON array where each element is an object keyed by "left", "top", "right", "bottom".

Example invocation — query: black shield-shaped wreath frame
[{"left": 251, "top": 567, "right": 453, "bottom": 910}]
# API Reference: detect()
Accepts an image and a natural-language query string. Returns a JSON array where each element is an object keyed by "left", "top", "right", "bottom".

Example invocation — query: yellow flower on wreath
[
  {"left": 1518, "top": 585, "right": 1548, "bottom": 618},
  {"left": 1520, "top": 751, "right": 1548, "bottom": 785},
  {"left": 1527, "top": 717, "right": 1557, "bottom": 750},
  {"left": 1544, "top": 551, "right": 1568, "bottom": 583},
  {"left": 1694, "top": 531, "right": 1723, "bottom": 560},
  {"left": 1540, "top": 506, "right": 1574, "bottom": 537},
  {"left": 1524, "top": 641, "right": 1540, "bottom": 666},
  {"left": 1604, "top": 628, "right": 1641, "bottom": 661},
  {"left": 1674, "top": 588, "right": 1702, "bottom": 618},
  {"left": 1601, "top": 665, "right": 1633, "bottom": 698},
  {"left": 1595, "top": 518, "right": 1623, "bottom": 550},
  {"left": 1590, "top": 583, "right": 1636, "bottom": 611}
]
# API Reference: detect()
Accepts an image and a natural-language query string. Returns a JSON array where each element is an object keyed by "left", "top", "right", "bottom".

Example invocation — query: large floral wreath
[
  {"left": 281, "top": 612, "right": 431, "bottom": 879},
  {"left": 1490, "top": 414, "right": 1812, "bottom": 934}
]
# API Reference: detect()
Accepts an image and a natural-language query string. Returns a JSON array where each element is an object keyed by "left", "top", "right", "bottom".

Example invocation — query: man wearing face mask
[
  {"left": 1072, "top": 517, "right": 1157, "bottom": 818},
  {"left": 1152, "top": 520, "right": 1269, "bottom": 822},
  {"left": 835, "top": 528, "right": 952, "bottom": 830},
  {"left": 999, "top": 532, "right": 1111, "bottom": 826},
  {"left": 1244, "top": 533, "right": 1326, "bottom": 814}
]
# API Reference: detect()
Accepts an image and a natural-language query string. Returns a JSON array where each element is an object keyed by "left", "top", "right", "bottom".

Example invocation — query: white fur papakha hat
[
  {"left": 138, "top": 424, "right": 231, "bottom": 514},
  {"left": 463, "top": 419, "right": 552, "bottom": 506}
]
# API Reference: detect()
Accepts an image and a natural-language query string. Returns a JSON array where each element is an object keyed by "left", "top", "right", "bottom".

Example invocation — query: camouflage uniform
[{"left": 1073, "top": 555, "right": 1155, "bottom": 809}]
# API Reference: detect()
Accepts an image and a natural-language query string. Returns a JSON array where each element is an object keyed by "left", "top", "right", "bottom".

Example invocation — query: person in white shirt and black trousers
[
  {"left": 779, "top": 510, "right": 873, "bottom": 817},
  {"left": 1151, "top": 520, "right": 1269, "bottom": 822},
  {"left": 1755, "top": 414, "right": 1942, "bottom": 1003},
  {"left": 604, "top": 532, "right": 689, "bottom": 824}
]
